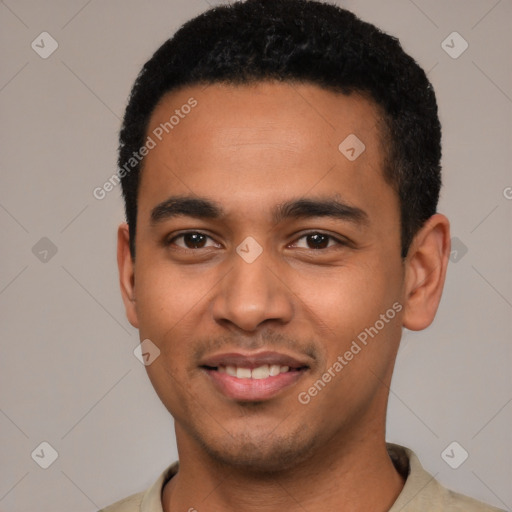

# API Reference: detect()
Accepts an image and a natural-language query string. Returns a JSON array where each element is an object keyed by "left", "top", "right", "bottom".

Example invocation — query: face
[{"left": 121, "top": 82, "right": 408, "bottom": 471}]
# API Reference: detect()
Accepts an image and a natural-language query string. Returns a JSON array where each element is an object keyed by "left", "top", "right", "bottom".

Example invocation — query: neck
[{"left": 162, "top": 425, "right": 405, "bottom": 512}]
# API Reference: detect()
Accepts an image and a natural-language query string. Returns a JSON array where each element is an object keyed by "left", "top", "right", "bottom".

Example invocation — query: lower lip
[{"left": 203, "top": 368, "right": 306, "bottom": 401}]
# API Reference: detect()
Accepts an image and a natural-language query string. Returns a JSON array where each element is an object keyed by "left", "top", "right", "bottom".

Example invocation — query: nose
[{"left": 211, "top": 248, "right": 294, "bottom": 333}]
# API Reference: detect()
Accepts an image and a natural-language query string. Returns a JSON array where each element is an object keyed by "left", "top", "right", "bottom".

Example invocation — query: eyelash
[{"left": 165, "top": 231, "right": 349, "bottom": 251}]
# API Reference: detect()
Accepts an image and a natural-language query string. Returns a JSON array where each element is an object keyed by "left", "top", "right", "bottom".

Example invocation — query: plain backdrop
[{"left": 1, "top": 1, "right": 511, "bottom": 511}]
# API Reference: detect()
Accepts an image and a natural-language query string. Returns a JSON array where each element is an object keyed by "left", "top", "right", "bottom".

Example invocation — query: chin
[{"left": 195, "top": 427, "right": 319, "bottom": 474}]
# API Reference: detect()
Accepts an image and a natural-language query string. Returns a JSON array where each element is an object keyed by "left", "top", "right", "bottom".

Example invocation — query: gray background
[{"left": 1, "top": 0, "right": 511, "bottom": 511}]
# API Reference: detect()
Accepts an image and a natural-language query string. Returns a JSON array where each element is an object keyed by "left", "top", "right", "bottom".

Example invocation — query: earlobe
[
  {"left": 117, "top": 223, "right": 139, "bottom": 328},
  {"left": 402, "top": 214, "right": 451, "bottom": 331}
]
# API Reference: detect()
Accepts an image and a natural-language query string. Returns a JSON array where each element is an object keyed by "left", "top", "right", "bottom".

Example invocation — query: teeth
[
  {"left": 269, "top": 364, "right": 281, "bottom": 376},
  {"left": 236, "top": 367, "right": 252, "bottom": 379},
  {"left": 226, "top": 365, "right": 237, "bottom": 377},
  {"left": 251, "top": 365, "right": 270, "bottom": 379},
  {"left": 217, "top": 364, "right": 292, "bottom": 379}
]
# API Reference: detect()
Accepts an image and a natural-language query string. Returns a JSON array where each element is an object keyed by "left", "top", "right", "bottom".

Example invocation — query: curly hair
[{"left": 119, "top": 0, "right": 442, "bottom": 258}]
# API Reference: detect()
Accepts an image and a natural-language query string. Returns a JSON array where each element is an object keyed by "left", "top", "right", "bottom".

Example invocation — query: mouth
[{"left": 199, "top": 351, "right": 310, "bottom": 402}]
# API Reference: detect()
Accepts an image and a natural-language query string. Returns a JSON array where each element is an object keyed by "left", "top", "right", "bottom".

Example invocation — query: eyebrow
[{"left": 150, "top": 195, "right": 369, "bottom": 227}]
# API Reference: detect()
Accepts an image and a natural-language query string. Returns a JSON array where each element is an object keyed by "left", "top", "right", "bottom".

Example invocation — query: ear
[
  {"left": 402, "top": 213, "right": 451, "bottom": 331},
  {"left": 117, "top": 223, "right": 139, "bottom": 328}
]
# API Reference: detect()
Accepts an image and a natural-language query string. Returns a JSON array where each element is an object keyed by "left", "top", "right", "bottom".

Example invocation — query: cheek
[
  {"left": 134, "top": 260, "right": 210, "bottom": 340},
  {"left": 133, "top": 263, "right": 203, "bottom": 415},
  {"left": 293, "top": 260, "right": 400, "bottom": 340},
  {"left": 294, "top": 264, "right": 403, "bottom": 412}
]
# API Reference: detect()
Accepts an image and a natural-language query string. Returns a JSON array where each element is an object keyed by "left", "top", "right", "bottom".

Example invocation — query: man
[{"left": 102, "top": 0, "right": 503, "bottom": 510}]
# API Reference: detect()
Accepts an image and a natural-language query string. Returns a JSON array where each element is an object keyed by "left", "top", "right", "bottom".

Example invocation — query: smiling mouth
[
  {"left": 199, "top": 352, "right": 310, "bottom": 401},
  {"left": 203, "top": 364, "right": 306, "bottom": 379}
]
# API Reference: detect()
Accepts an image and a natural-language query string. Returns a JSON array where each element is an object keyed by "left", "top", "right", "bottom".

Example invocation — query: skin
[{"left": 117, "top": 82, "right": 451, "bottom": 512}]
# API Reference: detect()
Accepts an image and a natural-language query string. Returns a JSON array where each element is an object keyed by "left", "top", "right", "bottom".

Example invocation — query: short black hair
[{"left": 119, "top": 0, "right": 441, "bottom": 258}]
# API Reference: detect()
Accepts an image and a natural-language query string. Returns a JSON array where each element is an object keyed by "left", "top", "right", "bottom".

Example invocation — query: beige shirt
[{"left": 99, "top": 443, "right": 504, "bottom": 512}]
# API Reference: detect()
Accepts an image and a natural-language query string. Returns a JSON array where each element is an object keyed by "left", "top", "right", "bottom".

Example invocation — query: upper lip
[{"left": 199, "top": 351, "right": 310, "bottom": 370}]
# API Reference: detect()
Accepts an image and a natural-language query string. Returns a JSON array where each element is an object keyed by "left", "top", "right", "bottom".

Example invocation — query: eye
[
  {"left": 166, "top": 231, "right": 348, "bottom": 251},
  {"left": 290, "top": 232, "right": 346, "bottom": 250},
  {"left": 167, "top": 231, "right": 220, "bottom": 250}
]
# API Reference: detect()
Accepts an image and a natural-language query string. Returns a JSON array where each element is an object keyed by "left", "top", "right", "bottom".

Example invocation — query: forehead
[{"left": 138, "top": 81, "right": 396, "bottom": 226}]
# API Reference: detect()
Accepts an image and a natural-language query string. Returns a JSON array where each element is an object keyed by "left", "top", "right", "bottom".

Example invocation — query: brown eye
[
  {"left": 168, "top": 232, "right": 216, "bottom": 249},
  {"left": 292, "top": 232, "right": 345, "bottom": 250},
  {"left": 305, "top": 233, "right": 330, "bottom": 249}
]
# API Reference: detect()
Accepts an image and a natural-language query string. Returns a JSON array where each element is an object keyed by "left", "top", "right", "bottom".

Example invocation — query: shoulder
[
  {"left": 98, "top": 491, "right": 144, "bottom": 512},
  {"left": 98, "top": 461, "right": 179, "bottom": 512},
  {"left": 387, "top": 443, "right": 505, "bottom": 512},
  {"left": 441, "top": 487, "right": 505, "bottom": 511}
]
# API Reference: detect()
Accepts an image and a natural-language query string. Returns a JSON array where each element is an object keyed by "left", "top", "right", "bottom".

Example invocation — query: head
[
  {"left": 120, "top": 0, "right": 442, "bottom": 260},
  {"left": 117, "top": 0, "right": 450, "bottom": 472}
]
